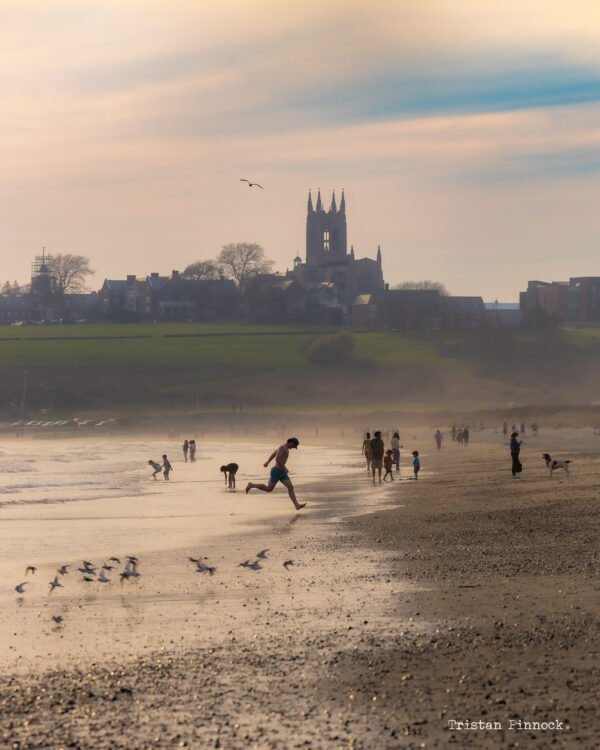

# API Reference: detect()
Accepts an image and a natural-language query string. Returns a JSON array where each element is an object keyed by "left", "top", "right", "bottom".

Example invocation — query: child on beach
[
  {"left": 148, "top": 459, "right": 162, "bottom": 480},
  {"left": 220, "top": 462, "right": 239, "bottom": 489},
  {"left": 189, "top": 440, "right": 197, "bottom": 462},
  {"left": 412, "top": 451, "right": 421, "bottom": 479},
  {"left": 383, "top": 449, "right": 394, "bottom": 481},
  {"left": 162, "top": 454, "right": 173, "bottom": 480}
]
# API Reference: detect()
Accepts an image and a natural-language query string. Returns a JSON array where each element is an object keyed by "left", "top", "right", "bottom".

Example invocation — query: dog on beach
[{"left": 542, "top": 453, "right": 572, "bottom": 477}]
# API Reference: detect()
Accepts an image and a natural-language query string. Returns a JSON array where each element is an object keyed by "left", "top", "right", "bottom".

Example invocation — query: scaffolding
[{"left": 30, "top": 248, "right": 56, "bottom": 296}]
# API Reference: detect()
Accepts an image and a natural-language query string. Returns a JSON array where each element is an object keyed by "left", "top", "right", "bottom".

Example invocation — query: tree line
[{"left": 2, "top": 244, "right": 449, "bottom": 296}]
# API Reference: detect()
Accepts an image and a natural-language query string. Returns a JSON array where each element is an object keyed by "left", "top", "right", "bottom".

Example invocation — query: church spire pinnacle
[
  {"left": 377, "top": 245, "right": 382, "bottom": 266},
  {"left": 330, "top": 190, "right": 337, "bottom": 212},
  {"left": 340, "top": 189, "right": 345, "bottom": 214},
  {"left": 307, "top": 190, "right": 313, "bottom": 213},
  {"left": 316, "top": 189, "right": 322, "bottom": 212}
]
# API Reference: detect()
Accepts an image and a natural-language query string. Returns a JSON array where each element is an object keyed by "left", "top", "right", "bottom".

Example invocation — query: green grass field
[
  {"left": 0, "top": 323, "right": 450, "bottom": 369},
  {"left": 1, "top": 323, "right": 598, "bottom": 416}
]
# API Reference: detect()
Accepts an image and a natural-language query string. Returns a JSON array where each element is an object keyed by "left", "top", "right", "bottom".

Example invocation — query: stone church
[{"left": 289, "top": 189, "right": 384, "bottom": 305}]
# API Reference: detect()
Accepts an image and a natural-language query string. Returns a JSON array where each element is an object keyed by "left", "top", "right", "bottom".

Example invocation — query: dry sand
[{"left": 1, "top": 427, "right": 599, "bottom": 748}]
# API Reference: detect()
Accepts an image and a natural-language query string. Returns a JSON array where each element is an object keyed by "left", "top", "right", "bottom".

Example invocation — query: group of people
[
  {"left": 362, "top": 431, "right": 420, "bottom": 482},
  {"left": 502, "top": 422, "right": 539, "bottom": 438},
  {"left": 182, "top": 439, "right": 197, "bottom": 463},
  {"left": 450, "top": 424, "right": 470, "bottom": 444}
]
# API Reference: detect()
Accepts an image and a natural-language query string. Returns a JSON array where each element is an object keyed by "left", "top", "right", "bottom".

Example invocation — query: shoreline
[{"left": 1, "top": 431, "right": 599, "bottom": 747}]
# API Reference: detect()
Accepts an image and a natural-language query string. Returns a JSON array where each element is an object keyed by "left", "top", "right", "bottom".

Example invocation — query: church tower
[{"left": 306, "top": 189, "right": 348, "bottom": 268}]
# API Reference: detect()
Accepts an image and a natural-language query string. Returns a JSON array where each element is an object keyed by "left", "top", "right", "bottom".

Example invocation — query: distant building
[
  {"left": 443, "top": 296, "right": 487, "bottom": 329},
  {"left": 520, "top": 280, "right": 568, "bottom": 321},
  {"left": 484, "top": 301, "right": 522, "bottom": 328},
  {"left": 567, "top": 277, "right": 600, "bottom": 323},
  {"left": 0, "top": 294, "right": 32, "bottom": 324},
  {"left": 520, "top": 277, "right": 600, "bottom": 326},
  {"left": 289, "top": 190, "right": 385, "bottom": 307},
  {"left": 158, "top": 271, "right": 238, "bottom": 320}
]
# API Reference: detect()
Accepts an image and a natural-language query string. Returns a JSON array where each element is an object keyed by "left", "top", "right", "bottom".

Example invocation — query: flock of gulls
[
  {"left": 14, "top": 549, "right": 295, "bottom": 624},
  {"left": 14, "top": 555, "right": 141, "bottom": 600}
]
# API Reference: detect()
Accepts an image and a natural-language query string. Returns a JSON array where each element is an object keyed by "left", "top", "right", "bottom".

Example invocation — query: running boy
[
  {"left": 412, "top": 450, "right": 421, "bottom": 479},
  {"left": 220, "top": 462, "right": 239, "bottom": 489},
  {"left": 245, "top": 438, "right": 306, "bottom": 511}
]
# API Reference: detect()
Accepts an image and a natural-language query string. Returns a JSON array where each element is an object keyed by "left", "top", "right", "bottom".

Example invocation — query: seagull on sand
[
  {"left": 256, "top": 549, "right": 269, "bottom": 560},
  {"left": 15, "top": 582, "right": 28, "bottom": 594},
  {"left": 195, "top": 563, "right": 216, "bottom": 576},
  {"left": 240, "top": 178, "right": 263, "bottom": 189},
  {"left": 57, "top": 565, "right": 69, "bottom": 576},
  {"left": 241, "top": 560, "right": 262, "bottom": 572},
  {"left": 25, "top": 565, "right": 37, "bottom": 576},
  {"left": 283, "top": 560, "right": 294, "bottom": 570},
  {"left": 98, "top": 571, "right": 111, "bottom": 584},
  {"left": 49, "top": 577, "right": 63, "bottom": 594}
]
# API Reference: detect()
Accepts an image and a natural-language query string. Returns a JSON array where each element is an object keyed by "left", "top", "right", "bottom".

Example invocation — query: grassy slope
[{"left": 0, "top": 324, "right": 598, "bottom": 416}]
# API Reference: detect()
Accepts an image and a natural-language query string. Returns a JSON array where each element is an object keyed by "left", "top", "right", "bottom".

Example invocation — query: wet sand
[{"left": 1, "top": 428, "right": 599, "bottom": 748}]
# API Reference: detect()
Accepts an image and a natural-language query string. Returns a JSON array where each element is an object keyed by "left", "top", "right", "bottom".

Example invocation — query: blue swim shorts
[{"left": 269, "top": 467, "right": 290, "bottom": 485}]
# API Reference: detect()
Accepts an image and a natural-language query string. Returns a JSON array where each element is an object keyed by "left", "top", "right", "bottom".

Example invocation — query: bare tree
[
  {"left": 217, "top": 243, "right": 273, "bottom": 291},
  {"left": 394, "top": 280, "right": 450, "bottom": 295},
  {"left": 50, "top": 254, "right": 94, "bottom": 296},
  {"left": 181, "top": 260, "right": 220, "bottom": 281}
]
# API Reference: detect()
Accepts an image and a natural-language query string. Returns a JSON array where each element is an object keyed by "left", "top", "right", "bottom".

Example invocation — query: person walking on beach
[
  {"left": 221, "top": 462, "right": 239, "bottom": 489},
  {"left": 391, "top": 431, "right": 402, "bottom": 471},
  {"left": 162, "top": 454, "right": 173, "bottom": 480},
  {"left": 370, "top": 431, "right": 385, "bottom": 484},
  {"left": 510, "top": 431, "right": 522, "bottom": 478},
  {"left": 189, "top": 440, "right": 196, "bottom": 462},
  {"left": 362, "top": 432, "right": 372, "bottom": 472},
  {"left": 412, "top": 450, "right": 421, "bottom": 479},
  {"left": 383, "top": 449, "right": 394, "bottom": 481},
  {"left": 183, "top": 439, "right": 189, "bottom": 463},
  {"left": 148, "top": 459, "right": 162, "bottom": 480},
  {"left": 245, "top": 438, "right": 306, "bottom": 511},
  {"left": 434, "top": 429, "right": 443, "bottom": 450},
  {"left": 451, "top": 423, "right": 457, "bottom": 442}
]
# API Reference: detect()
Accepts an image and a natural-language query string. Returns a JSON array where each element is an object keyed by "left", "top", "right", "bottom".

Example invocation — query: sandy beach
[{"left": 1, "top": 427, "right": 599, "bottom": 748}]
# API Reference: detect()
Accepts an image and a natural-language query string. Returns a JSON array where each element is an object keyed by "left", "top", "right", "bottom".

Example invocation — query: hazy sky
[{"left": 1, "top": 0, "right": 599, "bottom": 300}]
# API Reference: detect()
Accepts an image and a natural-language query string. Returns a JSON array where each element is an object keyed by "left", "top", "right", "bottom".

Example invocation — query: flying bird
[
  {"left": 102, "top": 563, "right": 113, "bottom": 571},
  {"left": 15, "top": 582, "right": 28, "bottom": 594},
  {"left": 51, "top": 615, "right": 64, "bottom": 625},
  {"left": 240, "top": 179, "right": 263, "bottom": 189},
  {"left": 98, "top": 571, "right": 111, "bottom": 584},
  {"left": 57, "top": 565, "right": 69, "bottom": 576},
  {"left": 82, "top": 575, "right": 94, "bottom": 583},
  {"left": 25, "top": 565, "right": 37, "bottom": 576},
  {"left": 283, "top": 560, "right": 294, "bottom": 570},
  {"left": 256, "top": 549, "right": 269, "bottom": 560},
  {"left": 49, "top": 577, "right": 63, "bottom": 594},
  {"left": 108, "top": 557, "right": 121, "bottom": 564}
]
